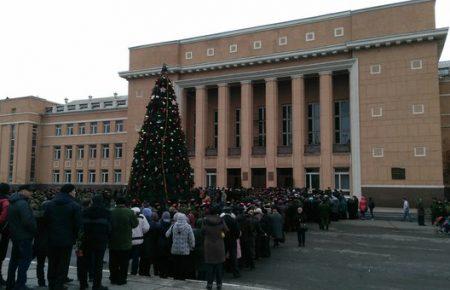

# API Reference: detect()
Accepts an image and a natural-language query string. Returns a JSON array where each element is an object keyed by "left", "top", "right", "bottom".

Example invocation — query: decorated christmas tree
[{"left": 128, "top": 65, "right": 193, "bottom": 204}]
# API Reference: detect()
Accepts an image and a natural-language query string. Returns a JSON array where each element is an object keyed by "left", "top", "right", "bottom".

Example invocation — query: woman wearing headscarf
[
  {"left": 157, "top": 212, "right": 172, "bottom": 278},
  {"left": 165, "top": 213, "right": 195, "bottom": 280},
  {"left": 202, "top": 206, "right": 228, "bottom": 290}
]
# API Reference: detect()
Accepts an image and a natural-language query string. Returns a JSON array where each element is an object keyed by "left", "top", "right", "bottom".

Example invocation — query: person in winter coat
[
  {"left": 78, "top": 194, "right": 112, "bottom": 290},
  {"left": 221, "top": 207, "right": 240, "bottom": 278},
  {"left": 34, "top": 199, "right": 50, "bottom": 287},
  {"left": 296, "top": 207, "right": 307, "bottom": 247},
  {"left": 318, "top": 199, "right": 331, "bottom": 230},
  {"left": 0, "top": 183, "right": 10, "bottom": 286},
  {"left": 109, "top": 197, "right": 138, "bottom": 285},
  {"left": 165, "top": 213, "right": 195, "bottom": 280},
  {"left": 157, "top": 212, "right": 172, "bottom": 278},
  {"left": 359, "top": 196, "right": 368, "bottom": 219},
  {"left": 139, "top": 212, "right": 160, "bottom": 276},
  {"left": 44, "top": 184, "right": 82, "bottom": 290},
  {"left": 130, "top": 207, "right": 150, "bottom": 275},
  {"left": 368, "top": 197, "right": 375, "bottom": 220},
  {"left": 269, "top": 207, "right": 284, "bottom": 248},
  {"left": 203, "top": 206, "right": 228, "bottom": 290},
  {"left": 6, "top": 184, "right": 37, "bottom": 290}
]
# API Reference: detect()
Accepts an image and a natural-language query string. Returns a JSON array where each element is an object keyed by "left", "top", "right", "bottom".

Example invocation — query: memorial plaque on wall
[
  {"left": 242, "top": 171, "right": 248, "bottom": 181},
  {"left": 268, "top": 171, "right": 274, "bottom": 181}
]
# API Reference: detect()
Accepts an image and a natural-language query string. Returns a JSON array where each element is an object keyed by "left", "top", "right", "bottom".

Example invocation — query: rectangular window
[
  {"left": 410, "top": 59, "right": 423, "bottom": 70},
  {"left": 206, "top": 48, "right": 215, "bottom": 57},
  {"left": 79, "top": 103, "right": 88, "bottom": 110},
  {"left": 370, "top": 64, "right": 381, "bottom": 75},
  {"left": 114, "top": 170, "right": 122, "bottom": 183},
  {"left": 103, "top": 121, "right": 110, "bottom": 133},
  {"left": 414, "top": 147, "right": 426, "bottom": 157},
  {"left": 76, "top": 170, "right": 83, "bottom": 183},
  {"left": 305, "top": 32, "right": 315, "bottom": 41},
  {"left": 206, "top": 170, "right": 217, "bottom": 188},
  {"left": 185, "top": 51, "right": 193, "bottom": 60},
  {"left": 102, "top": 144, "right": 110, "bottom": 159},
  {"left": 235, "top": 108, "right": 240, "bottom": 148},
  {"left": 391, "top": 168, "right": 406, "bottom": 180},
  {"left": 115, "top": 144, "right": 123, "bottom": 159},
  {"left": 67, "top": 124, "right": 74, "bottom": 135},
  {"left": 67, "top": 105, "right": 76, "bottom": 111},
  {"left": 305, "top": 168, "right": 320, "bottom": 190},
  {"left": 54, "top": 146, "right": 61, "bottom": 160},
  {"left": 371, "top": 107, "right": 383, "bottom": 117},
  {"left": 30, "top": 125, "right": 37, "bottom": 182},
  {"left": 65, "top": 145, "right": 73, "bottom": 159},
  {"left": 52, "top": 170, "right": 60, "bottom": 183},
  {"left": 214, "top": 111, "right": 218, "bottom": 149},
  {"left": 77, "top": 145, "right": 84, "bottom": 159},
  {"left": 372, "top": 147, "right": 384, "bottom": 158},
  {"left": 101, "top": 170, "right": 109, "bottom": 183},
  {"left": 56, "top": 106, "right": 64, "bottom": 112},
  {"left": 253, "top": 40, "right": 262, "bottom": 50},
  {"left": 278, "top": 36, "right": 287, "bottom": 46},
  {"left": 412, "top": 104, "right": 424, "bottom": 115},
  {"left": 117, "top": 100, "right": 126, "bottom": 106},
  {"left": 258, "top": 106, "right": 266, "bottom": 146},
  {"left": 8, "top": 124, "right": 16, "bottom": 182},
  {"left": 91, "top": 102, "right": 100, "bottom": 109},
  {"left": 308, "top": 103, "right": 320, "bottom": 145},
  {"left": 78, "top": 123, "right": 86, "bottom": 135},
  {"left": 88, "top": 170, "right": 96, "bottom": 183},
  {"left": 282, "top": 104, "right": 292, "bottom": 146},
  {"left": 64, "top": 170, "right": 72, "bottom": 183},
  {"left": 334, "top": 27, "right": 344, "bottom": 37},
  {"left": 104, "top": 101, "right": 113, "bottom": 108},
  {"left": 115, "top": 120, "right": 124, "bottom": 132},
  {"left": 55, "top": 125, "right": 62, "bottom": 136},
  {"left": 89, "top": 145, "right": 97, "bottom": 159},
  {"left": 334, "top": 100, "right": 350, "bottom": 144},
  {"left": 334, "top": 168, "right": 350, "bottom": 192},
  {"left": 90, "top": 122, "right": 98, "bottom": 134},
  {"left": 229, "top": 44, "right": 237, "bottom": 53}
]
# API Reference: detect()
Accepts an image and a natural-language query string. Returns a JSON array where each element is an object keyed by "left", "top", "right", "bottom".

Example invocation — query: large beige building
[{"left": 0, "top": 0, "right": 449, "bottom": 205}]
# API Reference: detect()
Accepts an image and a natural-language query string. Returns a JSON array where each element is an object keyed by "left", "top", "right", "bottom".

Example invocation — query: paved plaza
[{"left": 4, "top": 218, "right": 448, "bottom": 290}]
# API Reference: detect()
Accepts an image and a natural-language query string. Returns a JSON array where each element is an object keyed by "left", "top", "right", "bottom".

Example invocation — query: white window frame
[
  {"left": 412, "top": 104, "right": 424, "bottom": 115},
  {"left": 64, "top": 170, "right": 72, "bottom": 183},
  {"left": 305, "top": 32, "right": 315, "bottom": 42},
  {"left": 65, "top": 146, "right": 73, "bottom": 159},
  {"left": 78, "top": 123, "right": 86, "bottom": 135},
  {"left": 414, "top": 147, "right": 426, "bottom": 157},
  {"left": 334, "top": 27, "right": 344, "bottom": 37},
  {"left": 67, "top": 124, "right": 74, "bottom": 135},
  {"left": 88, "top": 170, "right": 96, "bottom": 183},
  {"left": 102, "top": 144, "right": 110, "bottom": 159},
  {"left": 278, "top": 36, "right": 288, "bottom": 46},
  {"left": 103, "top": 121, "right": 110, "bottom": 133},
  {"left": 334, "top": 168, "right": 350, "bottom": 192},
  {"left": 282, "top": 104, "right": 292, "bottom": 146},
  {"left": 76, "top": 170, "right": 83, "bottom": 183},
  {"left": 370, "top": 64, "right": 381, "bottom": 75},
  {"left": 54, "top": 146, "right": 61, "bottom": 160},
  {"left": 372, "top": 147, "right": 384, "bottom": 158},
  {"left": 206, "top": 48, "right": 215, "bottom": 57},
  {"left": 77, "top": 146, "right": 84, "bottom": 160},
  {"left": 206, "top": 171, "right": 217, "bottom": 188},
  {"left": 253, "top": 40, "right": 262, "bottom": 50},
  {"left": 305, "top": 169, "right": 320, "bottom": 190},
  {"left": 101, "top": 170, "right": 109, "bottom": 184},
  {"left": 185, "top": 51, "right": 193, "bottom": 60},
  {"left": 114, "top": 170, "right": 122, "bottom": 183},
  {"left": 52, "top": 170, "right": 60, "bottom": 183},
  {"left": 115, "top": 144, "right": 123, "bottom": 159},
  {"left": 229, "top": 44, "right": 238, "bottom": 53},
  {"left": 371, "top": 107, "right": 383, "bottom": 117},
  {"left": 55, "top": 125, "right": 62, "bottom": 136},
  {"left": 89, "top": 145, "right": 97, "bottom": 159},
  {"left": 115, "top": 120, "right": 124, "bottom": 132},
  {"left": 90, "top": 122, "right": 98, "bottom": 134},
  {"left": 410, "top": 59, "right": 423, "bottom": 70}
]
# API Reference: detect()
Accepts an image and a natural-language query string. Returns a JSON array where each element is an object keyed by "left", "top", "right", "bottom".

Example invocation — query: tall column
[
  {"left": 319, "top": 71, "right": 333, "bottom": 189},
  {"left": 292, "top": 75, "right": 305, "bottom": 187},
  {"left": 195, "top": 85, "right": 207, "bottom": 187},
  {"left": 217, "top": 83, "right": 229, "bottom": 187},
  {"left": 265, "top": 77, "right": 278, "bottom": 187},
  {"left": 240, "top": 81, "right": 253, "bottom": 187},
  {"left": 178, "top": 86, "right": 187, "bottom": 132}
]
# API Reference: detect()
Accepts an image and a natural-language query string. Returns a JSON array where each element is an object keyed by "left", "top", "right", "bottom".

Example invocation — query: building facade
[{"left": 0, "top": 0, "right": 449, "bottom": 205}]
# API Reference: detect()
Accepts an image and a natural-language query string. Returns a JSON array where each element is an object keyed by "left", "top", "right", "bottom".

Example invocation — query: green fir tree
[{"left": 128, "top": 65, "right": 193, "bottom": 204}]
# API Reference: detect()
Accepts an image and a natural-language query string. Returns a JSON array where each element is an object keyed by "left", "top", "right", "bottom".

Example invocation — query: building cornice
[
  {"left": 119, "top": 28, "right": 448, "bottom": 80},
  {"left": 43, "top": 117, "right": 128, "bottom": 125},
  {"left": 174, "top": 59, "right": 356, "bottom": 87},
  {"left": 128, "top": 0, "right": 432, "bottom": 50}
]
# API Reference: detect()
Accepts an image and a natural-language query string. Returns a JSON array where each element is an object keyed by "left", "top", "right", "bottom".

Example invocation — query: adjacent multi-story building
[
  {"left": 0, "top": 95, "right": 128, "bottom": 188},
  {"left": 0, "top": 0, "right": 449, "bottom": 205}
]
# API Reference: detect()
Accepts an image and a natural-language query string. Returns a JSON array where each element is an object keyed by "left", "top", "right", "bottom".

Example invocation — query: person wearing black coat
[
  {"left": 139, "top": 212, "right": 161, "bottom": 277},
  {"left": 157, "top": 212, "right": 172, "bottom": 278},
  {"left": 78, "top": 194, "right": 111, "bottom": 290},
  {"left": 44, "top": 184, "right": 82, "bottom": 290},
  {"left": 34, "top": 200, "right": 50, "bottom": 287},
  {"left": 222, "top": 208, "right": 240, "bottom": 278}
]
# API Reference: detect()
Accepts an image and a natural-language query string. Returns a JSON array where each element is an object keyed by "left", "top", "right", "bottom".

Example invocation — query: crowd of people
[{"left": 0, "top": 182, "right": 448, "bottom": 290}]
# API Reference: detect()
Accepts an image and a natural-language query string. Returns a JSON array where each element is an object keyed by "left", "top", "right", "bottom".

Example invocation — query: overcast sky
[{"left": 1, "top": 0, "right": 449, "bottom": 104}]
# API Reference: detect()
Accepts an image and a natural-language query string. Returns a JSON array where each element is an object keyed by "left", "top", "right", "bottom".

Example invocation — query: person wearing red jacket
[
  {"left": 0, "top": 183, "right": 10, "bottom": 286},
  {"left": 359, "top": 196, "right": 368, "bottom": 220}
]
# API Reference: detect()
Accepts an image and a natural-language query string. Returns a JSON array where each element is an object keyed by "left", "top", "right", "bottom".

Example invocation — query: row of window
[
  {"left": 372, "top": 147, "right": 427, "bottom": 158},
  {"left": 54, "top": 144, "right": 123, "bottom": 160},
  {"left": 55, "top": 120, "right": 124, "bottom": 136},
  {"left": 371, "top": 104, "right": 425, "bottom": 117},
  {"left": 49, "top": 99, "right": 127, "bottom": 113},
  {"left": 369, "top": 59, "right": 423, "bottom": 75},
  {"left": 185, "top": 27, "right": 345, "bottom": 60},
  {"left": 52, "top": 169, "right": 122, "bottom": 184}
]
